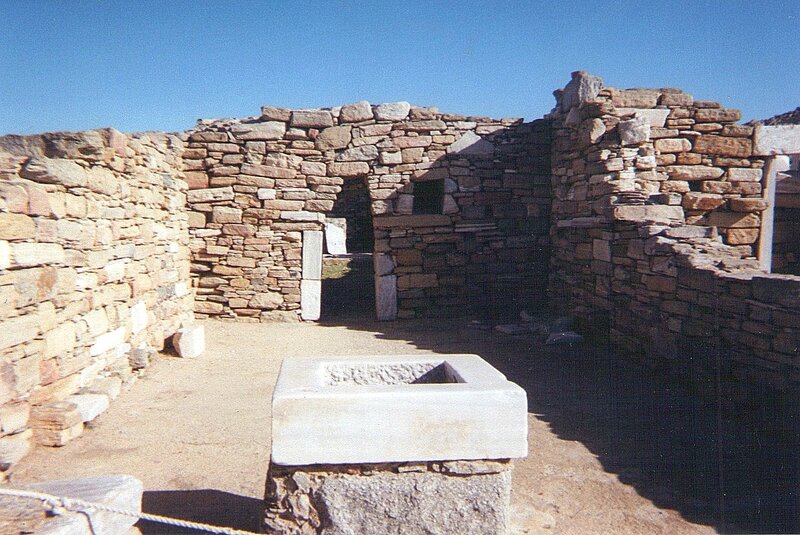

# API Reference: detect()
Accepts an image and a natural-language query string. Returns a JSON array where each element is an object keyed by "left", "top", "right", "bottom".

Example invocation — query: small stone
[
  {"left": 315, "top": 126, "right": 352, "bottom": 150},
  {"left": 335, "top": 145, "right": 378, "bottom": 162},
  {"left": 20, "top": 157, "right": 88, "bottom": 188},
  {"left": 561, "top": 71, "right": 603, "bottom": 111},
  {"left": 66, "top": 393, "right": 110, "bottom": 423},
  {"left": 261, "top": 106, "right": 291, "bottom": 122},
  {"left": 231, "top": 122, "right": 286, "bottom": 141},
  {"left": 172, "top": 324, "right": 205, "bottom": 358},
  {"left": 250, "top": 292, "right": 283, "bottom": 310}
]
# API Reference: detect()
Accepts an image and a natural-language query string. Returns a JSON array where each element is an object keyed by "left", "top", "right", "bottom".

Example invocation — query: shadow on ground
[
  {"left": 137, "top": 490, "right": 262, "bottom": 534},
  {"left": 318, "top": 305, "right": 799, "bottom": 534}
]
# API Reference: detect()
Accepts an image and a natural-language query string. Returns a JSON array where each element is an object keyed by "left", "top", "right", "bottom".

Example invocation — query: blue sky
[{"left": 1, "top": 1, "right": 798, "bottom": 135}]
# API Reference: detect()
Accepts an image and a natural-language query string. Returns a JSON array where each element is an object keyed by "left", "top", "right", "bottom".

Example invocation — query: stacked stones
[
  {"left": 0, "top": 130, "right": 194, "bottom": 472},
  {"left": 185, "top": 102, "right": 552, "bottom": 320},
  {"left": 549, "top": 71, "right": 800, "bottom": 395}
]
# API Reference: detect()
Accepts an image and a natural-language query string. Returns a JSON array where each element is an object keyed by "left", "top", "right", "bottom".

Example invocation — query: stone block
[
  {"left": 0, "top": 240, "right": 9, "bottom": 270},
  {"left": 0, "top": 213, "right": 36, "bottom": 240},
  {"left": 693, "top": 135, "right": 752, "bottom": 157},
  {"left": 335, "top": 145, "right": 378, "bottom": 161},
  {"left": 0, "top": 429, "right": 32, "bottom": 469},
  {"left": 682, "top": 192, "right": 726, "bottom": 211},
  {"left": 0, "top": 314, "right": 39, "bottom": 352},
  {"left": 618, "top": 117, "right": 650, "bottom": 146},
  {"left": 66, "top": 393, "right": 110, "bottom": 422},
  {"left": 727, "top": 168, "right": 762, "bottom": 182},
  {"left": 374, "top": 101, "right": 411, "bottom": 121},
  {"left": 753, "top": 125, "right": 800, "bottom": 155},
  {"left": 616, "top": 108, "right": 671, "bottom": 128},
  {"left": 20, "top": 157, "right": 88, "bottom": 188},
  {"left": 24, "top": 475, "right": 143, "bottom": 535},
  {"left": 261, "top": 106, "right": 291, "bottom": 122},
  {"left": 0, "top": 402, "right": 29, "bottom": 435},
  {"left": 271, "top": 354, "right": 527, "bottom": 464},
  {"left": 44, "top": 321, "right": 77, "bottom": 358},
  {"left": 324, "top": 221, "right": 347, "bottom": 255},
  {"left": 665, "top": 165, "right": 725, "bottom": 180},
  {"left": 695, "top": 108, "right": 741, "bottom": 123},
  {"left": 172, "top": 324, "right": 205, "bottom": 358},
  {"left": 726, "top": 228, "right": 759, "bottom": 245},
  {"left": 729, "top": 197, "right": 768, "bottom": 212},
  {"left": 231, "top": 121, "right": 286, "bottom": 140},
  {"left": 290, "top": 110, "right": 334, "bottom": 128},
  {"left": 611, "top": 205, "right": 684, "bottom": 224},
  {"left": 447, "top": 131, "right": 494, "bottom": 156},
  {"left": 375, "top": 274, "right": 397, "bottom": 321},
  {"left": 340, "top": 100, "right": 373, "bottom": 123},
  {"left": 90, "top": 327, "right": 126, "bottom": 357},
  {"left": 302, "top": 230, "right": 323, "bottom": 280},
  {"left": 11, "top": 243, "right": 65, "bottom": 267},
  {"left": 87, "top": 376, "right": 123, "bottom": 400},
  {"left": 301, "top": 279, "right": 321, "bottom": 321},
  {"left": 250, "top": 292, "right": 283, "bottom": 310},
  {"left": 327, "top": 162, "right": 369, "bottom": 176},
  {"left": 212, "top": 206, "right": 243, "bottom": 224},
  {"left": 186, "top": 187, "right": 234, "bottom": 203},
  {"left": 698, "top": 211, "right": 759, "bottom": 229},
  {"left": 655, "top": 138, "right": 691, "bottom": 153}
]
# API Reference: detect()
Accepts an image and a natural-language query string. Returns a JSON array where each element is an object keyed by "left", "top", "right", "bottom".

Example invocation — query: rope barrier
[{"left": 0, "top": 487, "right": 262, "bottom": 535}]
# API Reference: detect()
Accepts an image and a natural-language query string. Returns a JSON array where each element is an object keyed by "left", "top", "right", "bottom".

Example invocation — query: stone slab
[
  {"left": 375, "top": 274, "right": 397, "bottom": 320},
  {"left": 300, "top": 279, "right": 321, "bottom": 321},
  {"left": 66, "top": 393, "right": 110, "bottom": 422},
  {"left": 753, "top": 125, "right": 800, "bottom": 155},
  {"left": 271, "top": 354, "right": 528, "bottom": 465},
  {"left": 324, "top": 220, "right": 347, "bottom": 255},
  {"left": 302, "top": 230, "right": 323, "bottom": 280}
]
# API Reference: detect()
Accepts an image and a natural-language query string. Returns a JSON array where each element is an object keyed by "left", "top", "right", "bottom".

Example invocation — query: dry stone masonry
[
  {"left": 0, "top": 130, "right": 195, "bottom": 472},
  {"left": 1, "top": 71, "right": 799, "bottom": 474},
  {"left": 184, "top": 102, "right": 552, "bottom": 321}
]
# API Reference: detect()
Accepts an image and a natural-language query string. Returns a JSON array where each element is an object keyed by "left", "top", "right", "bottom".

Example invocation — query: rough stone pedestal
[
  {"left": 264, "top": 460, "right": 513, "bottom": 534},
  {"left": 265, "top": 355, "right": 527, "bottom": 534}
]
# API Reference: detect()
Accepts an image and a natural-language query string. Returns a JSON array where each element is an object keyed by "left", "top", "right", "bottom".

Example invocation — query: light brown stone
[{"left": 692, "top": 136, "right": 752, "bottom": 157}]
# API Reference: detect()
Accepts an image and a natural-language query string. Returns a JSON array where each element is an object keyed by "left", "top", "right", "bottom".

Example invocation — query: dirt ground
[{"left": 9, "top": 316, "right": 798, "bottom": 534}]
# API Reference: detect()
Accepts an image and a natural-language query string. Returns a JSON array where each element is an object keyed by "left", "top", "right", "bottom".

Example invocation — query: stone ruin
[{"left": 1, "top": 71, "right": 799, "bottom": 488}]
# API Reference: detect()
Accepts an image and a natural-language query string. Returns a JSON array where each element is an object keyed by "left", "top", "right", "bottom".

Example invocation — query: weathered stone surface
[
  {"left": 339, "top": 101, "right": 373, "bottom": 123},
  {"left": 0, "top": 213, "right": 36, "bottom": 240},
  {"left": 618, "top": 117, "right": 650, "bottom": 145},
  {"left": 373, "top": 102, "right": 411, "bottom": 121},
  {"left": 0, "top": 429, "right": 32, "bottom": 469},
  {"left": 753, "top": 124, "right": 800, "bottom": 155},
  {"left": 315, "top": 126, "right": 352, "bottom": 150},
  {"left": 612, "top": 205, "right": 685, "bottom": 224},
  {"left": 261, "top": 106, "right": 291, "bottom": 122},
  {"left": 727, "top": 168, "right": 762, "bottom": 182},
  {"left": 231, "top": 121, "right": 286, "bottom": 141},
  {"left": 655, "top": 138, "right": 691, "bottom": 153},
  {"left": 665, "top": 165, "right": 725, "bottom": 180},
  {"left": 173, "top": 324, "right": 205, "bottom": 358},
  {"left": 300, "top": 279, "right": 321, "bottom": 321},
  {"left": 335, "top": 145, "right": 378, "bottom": 162},
  {"left": 0, "top": 314, "right": 39, "bottom": 351},
  {"left": 11, "top": 243, "right": 65, "bottom": 267},
  {"left": 66, "top": 393, "right": 110, "bottom": 422},
  {"left": 695, "top": 108, "right": 741, "bottom": 123},
  {"left": 692, "top": 135, "right": 752, "bottom": 157},
  {"left": 250, "top": 292, "right": 283, "bottom": 310},
  {"left": 375, "top": 274, "right": 397, "bottom": 321},
  {"left": 447, "top": 131, "right": 494, "bottom": 155},
  {"left": 682, "top": 192, "right": 726, "bottom": 211},
  {"left": 302, "top": 230, "right": 323, "bottom": 280},
  {"left": 561, "top": 71, "right": 603, "bottom": 111},
  {"left": 290, "top": 110, "right": 334, "bottom": 128},
  {"left": 327, "top": 162, "right": 369, "bottom": 176},
  {"left": 20, "top": 157, "right": 88, "bottom": 187},
  {"left": 186, "top": 187, "right": 234, "bottom": 203}
]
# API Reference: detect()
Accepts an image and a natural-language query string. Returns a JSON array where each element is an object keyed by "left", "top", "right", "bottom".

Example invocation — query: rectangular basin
[{"left": 271, "top": 354, "right": 528, "bottom": 465}]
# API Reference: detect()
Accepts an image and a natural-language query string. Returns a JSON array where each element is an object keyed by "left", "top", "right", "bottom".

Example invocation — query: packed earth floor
[{"left": 8, "top": 317, "right": 798, "bottom": 534}]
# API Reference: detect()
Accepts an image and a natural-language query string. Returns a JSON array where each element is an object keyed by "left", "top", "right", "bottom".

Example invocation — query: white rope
[{"left": 0, "top": 487, "right": 261, "bottom": 535}]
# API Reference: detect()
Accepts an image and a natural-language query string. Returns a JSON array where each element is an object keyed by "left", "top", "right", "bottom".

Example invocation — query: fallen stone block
[
  {"left": 172, "top": 324, "right": 206, "bottom": 358},
  {"left": 0, "top": 475, "right": 144, "bottom": 535},
  {"left": 66, "top": 393, "right": 110, "bottom": 423}
]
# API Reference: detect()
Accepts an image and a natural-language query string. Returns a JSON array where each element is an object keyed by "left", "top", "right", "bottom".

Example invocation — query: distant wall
[
  {"left": 0, "top": 130, "right": 193, "bottom": 465},
  {"left": 184, "top": 103, "right": 552, "bottom": 321}
]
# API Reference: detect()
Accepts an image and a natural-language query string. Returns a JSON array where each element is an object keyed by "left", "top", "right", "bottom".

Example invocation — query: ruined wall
[
  {"left": 549, "top": 72, "right": 800, "bottom": 393},
  {"left": 0, "top": 130, "right": 193, "bottom": 469},
  {"left": 184, "top": 102, "right": 551, "bottom": 321}
]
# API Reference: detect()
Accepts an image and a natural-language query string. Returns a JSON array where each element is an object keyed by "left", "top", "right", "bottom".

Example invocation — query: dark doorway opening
[{"left": 322, "top": 177, "right": 375, "bottom": 320}]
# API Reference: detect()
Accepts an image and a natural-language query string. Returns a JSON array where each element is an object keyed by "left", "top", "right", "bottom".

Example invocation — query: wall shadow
[
  {"left": 316, "top": 314, "right": 799, "bottom": 534},
  {"left": 137, "top": 489, "right": 262, "bottom": 533}
]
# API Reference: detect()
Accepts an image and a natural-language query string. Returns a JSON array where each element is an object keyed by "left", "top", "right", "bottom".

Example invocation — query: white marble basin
[{"left": 271, "top": 354, "right": 528, "bottom": 465}]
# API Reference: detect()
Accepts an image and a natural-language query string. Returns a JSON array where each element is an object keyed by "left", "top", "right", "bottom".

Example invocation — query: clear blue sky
[{"left": 1, "top": 1, "right": 798, "bottom": 135}]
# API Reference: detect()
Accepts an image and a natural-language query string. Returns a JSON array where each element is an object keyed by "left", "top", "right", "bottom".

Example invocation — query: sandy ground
[{"left": 9, "top": 317, "right": 796, "bottom": 534}]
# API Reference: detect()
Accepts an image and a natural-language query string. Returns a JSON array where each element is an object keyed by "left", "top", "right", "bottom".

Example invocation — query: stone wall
[
  {"left": 184, "top": 102, "right": 552, "bottom": 321},
  {"left": 0, "top": 130, "right": 194, "bottom": 470},
  {"left": 548, "top": 72, "right": 800, "bottom": 394}
]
